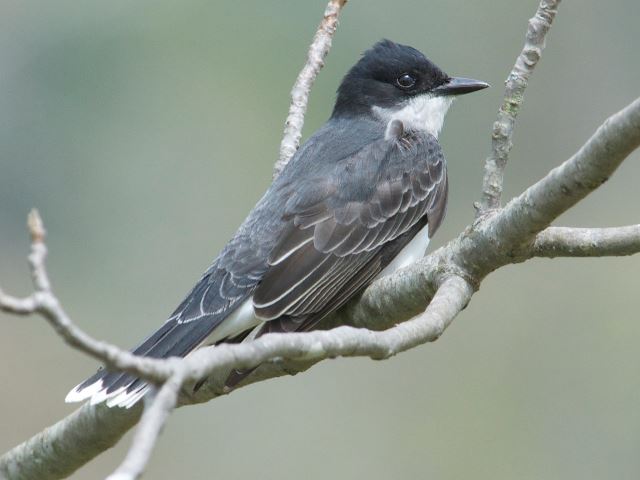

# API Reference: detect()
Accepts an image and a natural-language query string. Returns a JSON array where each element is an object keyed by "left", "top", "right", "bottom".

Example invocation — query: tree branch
[
  {"left": 106, "top": 374, "right": 184, "bottom": 480},
  {"left": 0, "top": 210, "right": 175, "bottom": 384},
  {"left": 3, "top": 1, "right": 640, "bottom": 479},
  {"left": 0, "top": 403, "right": 141, "bottom": 480},
  {"left": 191, "top": 96, "right": 640, "bottom": 402},
  {"left": 3, "top": 93, "right": 634, "bottom": 479},
  {"left": 488, "top": 96, "right": 640, "bottom": 254},
  {"left": 183, "top": 275, "right": 472, "bottom": 394},
  {"left": 274, "top": 0, "right": 348, "bottom": 178},
  {"left": 533, "top": 225, "right": 640, "bottom": 258},
  {"left": 479, "top": 0, "right": 561, "bottom": 213}
]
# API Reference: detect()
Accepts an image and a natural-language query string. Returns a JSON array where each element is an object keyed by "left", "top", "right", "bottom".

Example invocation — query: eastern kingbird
[{"left": 66, "top": 39, "right": 488, "bottom": 408}]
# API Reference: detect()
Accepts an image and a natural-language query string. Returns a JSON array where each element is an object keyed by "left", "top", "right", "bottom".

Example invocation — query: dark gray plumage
[{"left": 66, "top": 39, "right": 488, "bottom": 407}]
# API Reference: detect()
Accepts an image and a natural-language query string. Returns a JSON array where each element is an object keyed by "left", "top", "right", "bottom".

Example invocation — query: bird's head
[{"left": 332, "top": 39, "right": 489, "bottom": 137}]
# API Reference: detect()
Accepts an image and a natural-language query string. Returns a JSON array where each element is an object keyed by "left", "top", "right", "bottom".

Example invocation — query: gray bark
[{"left": 3, "top": 0, "right": 640, "bottom": 478}]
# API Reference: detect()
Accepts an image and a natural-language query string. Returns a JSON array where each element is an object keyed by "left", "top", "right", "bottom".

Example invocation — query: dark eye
[{"left": 396, "top": 73, "right": 416, "bottom": 89}]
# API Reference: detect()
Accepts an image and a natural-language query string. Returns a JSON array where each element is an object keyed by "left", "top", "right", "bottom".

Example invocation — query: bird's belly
[
  {"left": 202, "top": 297, "right": 261, "bottom": 346},
  {"left": 201, "top": 224, "right": 430, "bottom": 346},
  {"left": 376, "top": 224, "right": 430, "bottom": 279}
]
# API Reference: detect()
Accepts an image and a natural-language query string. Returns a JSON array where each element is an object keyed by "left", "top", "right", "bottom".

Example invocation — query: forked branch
[
  {"left": 534, "top": 225, "right": 640, "bottom": 258},
  {"left": 479, "top": 0, "right": 561, "bottom": 212},
  {"left": 2, "top": 0, "right": 640, "bottom": 479}
]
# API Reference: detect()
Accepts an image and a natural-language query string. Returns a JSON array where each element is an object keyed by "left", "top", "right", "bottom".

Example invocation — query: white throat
[{"left": 373, "top": 94, "right": 454, "bottom": 138}]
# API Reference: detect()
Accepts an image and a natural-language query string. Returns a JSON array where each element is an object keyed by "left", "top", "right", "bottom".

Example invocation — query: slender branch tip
[{"left": 27, "top": 209, "right": 45, "bottom": 244}]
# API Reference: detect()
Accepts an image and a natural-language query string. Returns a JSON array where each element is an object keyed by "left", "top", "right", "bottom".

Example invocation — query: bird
[{"left": 66, "top": 39, "right": 488, "bottom": 408}]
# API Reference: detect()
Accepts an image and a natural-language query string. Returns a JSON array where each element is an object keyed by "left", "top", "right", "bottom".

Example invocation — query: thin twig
[
  {"left": 106, "top": 276, "right": 472, "bottom": 479},
  {"left": 107, "top": 373, "right": 185, "bottom": 480},
  {"left": 533, "top": 225, "right": 640, "bottom": 258},
  {"left": 184, "top": 275, "right": 472, "bottom": 388},
  {"left": 274, "top": 0, "right": 348, "bottom": 178},
  {"left": 489, "top": 96, "right": 640, "bottom": 250},
  {"left": 478, "top": 0, "right": 561, "bottom": 213},
  {"left": 0, "top": 210, "right": 175, "bottom": 384}
]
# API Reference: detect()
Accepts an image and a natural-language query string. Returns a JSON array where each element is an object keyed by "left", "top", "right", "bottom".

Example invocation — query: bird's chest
[{"left": 374, "top": 95, "right": 454, "bottom": 138}]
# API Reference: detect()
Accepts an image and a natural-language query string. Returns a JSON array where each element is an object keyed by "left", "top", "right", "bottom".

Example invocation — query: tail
[{"left": 65, "top": 316, "right": 222, "bottom": 408}]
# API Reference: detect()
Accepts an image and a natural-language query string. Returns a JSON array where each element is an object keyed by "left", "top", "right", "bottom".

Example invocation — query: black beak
[{"left": 432, "top": 76, "right": 490, "bottom": 96}]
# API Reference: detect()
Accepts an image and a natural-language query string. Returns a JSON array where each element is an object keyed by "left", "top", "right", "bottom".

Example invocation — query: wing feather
[{"left": 253, "top": 129, "right": 447, "bottom": 322}]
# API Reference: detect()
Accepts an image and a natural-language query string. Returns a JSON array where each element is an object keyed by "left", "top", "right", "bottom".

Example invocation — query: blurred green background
[{"left": 1, "top": 1, "right": 639, "bottom": 478}]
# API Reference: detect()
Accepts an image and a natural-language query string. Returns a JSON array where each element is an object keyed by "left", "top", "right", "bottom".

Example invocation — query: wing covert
[{"left": 253, "top": 129, "right": 447, "bottom": 321}]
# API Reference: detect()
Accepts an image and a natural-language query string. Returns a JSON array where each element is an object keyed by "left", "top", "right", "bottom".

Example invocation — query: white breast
[{"left": 373, "top": 94, "right": 454, "bottom": 138}]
